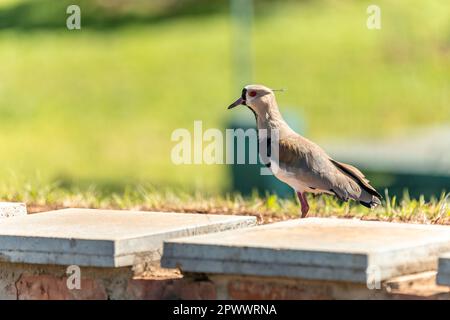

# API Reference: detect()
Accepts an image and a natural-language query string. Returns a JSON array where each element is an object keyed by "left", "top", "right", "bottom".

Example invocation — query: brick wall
[{"left": 1, "top": 262, "right": 448, "bottom": 300}]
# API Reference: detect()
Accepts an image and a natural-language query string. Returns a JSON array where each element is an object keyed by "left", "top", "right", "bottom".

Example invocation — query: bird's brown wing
[
  {"left": 329, "top": 159, "right": 381, "bottom": 198},
  {"left": 278, "top": 135, "right": 332, "bottom": 176},
  {"left": 278, "top": 135, "right": 359, "bottom": 194},
  {"left": 277, "top": 134, "right": 380, "bottom": 205}
]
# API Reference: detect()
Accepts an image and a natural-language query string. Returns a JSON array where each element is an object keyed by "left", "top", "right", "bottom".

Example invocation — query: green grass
[
  {"left": 3, "top": 180, "right": 448, "bottom": 225},
  {"left": 0, "top": 0, "right": 449, "bottom": 194}
]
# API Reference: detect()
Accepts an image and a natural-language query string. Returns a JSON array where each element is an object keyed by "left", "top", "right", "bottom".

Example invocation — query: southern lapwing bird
[{"left": 228, "top": 84, "right": 382, "bottom": 218}]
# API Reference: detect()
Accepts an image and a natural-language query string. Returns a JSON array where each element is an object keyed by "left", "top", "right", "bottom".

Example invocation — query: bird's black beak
[
  {"left": 227, "top": 88, "right": 247, "bottom": 109},
  {"left": 227, "top": 97, "right": 245, "bottom": 109}
]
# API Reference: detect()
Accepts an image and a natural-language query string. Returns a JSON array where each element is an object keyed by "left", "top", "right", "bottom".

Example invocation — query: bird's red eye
[{"left": 249, "top": 91, "right": 257, "bottom": 97}]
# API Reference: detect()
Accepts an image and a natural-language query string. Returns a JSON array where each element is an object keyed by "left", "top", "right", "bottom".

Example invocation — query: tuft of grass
[{"left": 1, "top": 181, "right": 448, "bottom": 225}]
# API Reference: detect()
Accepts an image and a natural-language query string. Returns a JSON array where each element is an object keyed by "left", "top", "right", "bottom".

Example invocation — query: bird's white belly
[
  {"left": 272, "top": 166, "right": 329, "bottom": 195},
  {"left": 273, "top": 166, "right": 310, "bottom": 193}
]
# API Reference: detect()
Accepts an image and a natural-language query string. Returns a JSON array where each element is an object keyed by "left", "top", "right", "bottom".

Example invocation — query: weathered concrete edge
[
  {"left": 369, "top": 241, "right": 450, "bottom": 280},
  {"left": 162, "top": 256, "right": 369, "bottom": 283},
  {"left": 162, "top": 236, "right": 448, "bottom": 283},
  {"left": 0, "top": 249, "right": 154, "bottom": 268},
  {"left": 436, "top": 255, "right": 450, "bottom": 286},
  {"left": 115, "top": 215, "right": 257, "bottom": 255},
  {"left": 0, "top": 249, "right": 126, "bottom": 268},
  {"left": 0, "top": 215, "right": 256, "bottom": 268},
  {"left": 0, "top": 236, "right": 114, "bottom": 255},
  {"left": 0, "top": 202, "right": 27, "bottom": 219},
  {"left": 162, "top": 255, "right": 441, "bottom": 284},
  {"left": 162, "top": 242, "right": 368, "bottom": 269},
  {"left": 437, "top": 273, "right": 450, "bottom": 286},
  {"left": 162, "top": 239, "right": 450, "bottom": 272}
]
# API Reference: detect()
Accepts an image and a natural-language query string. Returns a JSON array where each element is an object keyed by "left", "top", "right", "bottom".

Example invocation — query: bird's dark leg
[{"left": 297, "top": 192, "right": 309, "bottom": 218}]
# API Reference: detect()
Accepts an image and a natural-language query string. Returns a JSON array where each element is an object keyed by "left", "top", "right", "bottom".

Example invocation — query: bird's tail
[
  {"left": 359, "top": 194, "right": 382, "bottom": 208},
  {"left": 330, "top": 159, "right": 382, "bottom": 208}
]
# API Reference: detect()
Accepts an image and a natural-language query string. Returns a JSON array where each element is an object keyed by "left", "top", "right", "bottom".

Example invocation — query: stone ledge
[
  {"left": 0, "top": 208, "right": 256, "bottom": 267},
  {"left": 162, "top": 218, "right": 450, "bottom": 283}
]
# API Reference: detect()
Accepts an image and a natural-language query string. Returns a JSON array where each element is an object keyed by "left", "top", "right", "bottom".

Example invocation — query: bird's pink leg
[{"left": 297, "top": 192, "right": 310, "bottom": 218}]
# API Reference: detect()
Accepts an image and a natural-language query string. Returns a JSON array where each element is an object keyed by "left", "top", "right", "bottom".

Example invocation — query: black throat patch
[{"left": 241, "top": 88, "right": 247, "bottom": 103}]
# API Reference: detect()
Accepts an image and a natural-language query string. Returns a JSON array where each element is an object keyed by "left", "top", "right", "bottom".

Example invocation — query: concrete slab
[
  {"left": 0, "top": 208, "right": 256, "bottom": 267},
  {"left": 162, "top": 218, "right": 450, "bottom": 283},
  {"left": 437, "top": 253, "right": 450, "bottom": 286},
  {"left": 0, "top": 203, "right": 27, "bottom": 219}
]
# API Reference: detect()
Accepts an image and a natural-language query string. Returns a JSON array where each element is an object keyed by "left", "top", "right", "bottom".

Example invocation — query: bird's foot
[{"left": 301, "top": 205, "right": 309, "bottom": 218}]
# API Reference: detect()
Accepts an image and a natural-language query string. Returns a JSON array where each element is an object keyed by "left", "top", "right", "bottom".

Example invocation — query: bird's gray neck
[{"left": 256, "top": 104, "right": 293, "bottom": 137}]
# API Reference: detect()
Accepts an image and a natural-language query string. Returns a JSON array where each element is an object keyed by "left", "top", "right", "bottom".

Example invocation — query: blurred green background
[{"left": 0, "top": 0, "right": 449, "bottom": 195}]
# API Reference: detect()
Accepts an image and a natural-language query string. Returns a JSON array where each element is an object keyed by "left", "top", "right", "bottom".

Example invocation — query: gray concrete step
[
  {"left": 0, "top": 208, "right": 256, "bottom": 267},
  {"left": 437, "top": 253, "right": 450, "bottom": 286},
  {"left": 162, "top": 218, "right": 450, "bottom": 283}
]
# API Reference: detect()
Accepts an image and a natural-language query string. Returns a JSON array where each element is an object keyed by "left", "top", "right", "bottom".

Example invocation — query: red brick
[
  {"left": 227, "top": 279, "right": 332, "bottom": 300},
  {"left": 178, "top": 280, "right": 216, "bottom": 300},
  {"left": 128, "top": 278, "right": 216, "bottom": 300},
  {"left": 16, "top": 274, "right": 107, "bottom": 300}
]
